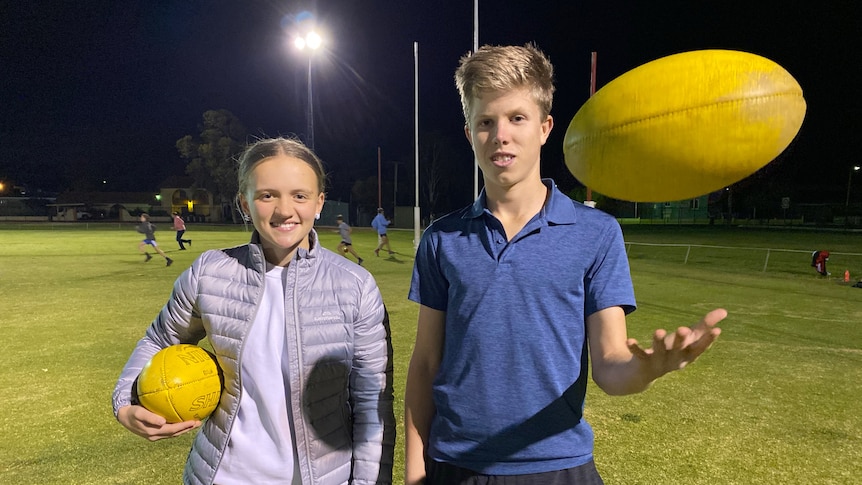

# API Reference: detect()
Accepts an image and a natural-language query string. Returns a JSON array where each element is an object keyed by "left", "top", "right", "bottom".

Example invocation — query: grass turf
[{"left": 0, "top": 223, "right": 859, "bottom": 484}]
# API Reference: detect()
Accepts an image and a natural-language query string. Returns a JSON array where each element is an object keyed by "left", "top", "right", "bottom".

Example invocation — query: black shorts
[
  {"left": 425, "top": 459, "right": 604, "bottom": 485},
  {"left": 340, "top": 241, "right": 352, "bottom": 246}
]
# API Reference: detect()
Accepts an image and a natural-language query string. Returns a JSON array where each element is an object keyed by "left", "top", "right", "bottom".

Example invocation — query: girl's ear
[
  {"left": 238, "top": 195, "right": 251, "bottom": 220},
  {"left": 316, "top": 191, "right": 325, "bottom": 216}
]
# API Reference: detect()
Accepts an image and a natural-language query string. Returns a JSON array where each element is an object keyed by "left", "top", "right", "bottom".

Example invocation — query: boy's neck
[
  {"left": 485, "top": 177, "right": 548, "bottom": 238},
  {"left": 486, "top": 175, "right": 546, "bottom": 208}
]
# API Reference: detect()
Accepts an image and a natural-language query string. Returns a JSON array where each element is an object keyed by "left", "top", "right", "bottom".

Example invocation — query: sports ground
[{"left": 1, "top": 223, "right": 860, "bottom": 484}]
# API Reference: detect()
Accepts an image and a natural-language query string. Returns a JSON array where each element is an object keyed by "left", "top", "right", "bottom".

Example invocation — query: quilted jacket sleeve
[
  {"left": 112, "top": 252, "right": 209, "bottom": 418},
  {"left": 349, "top": 273, "right": 395, "bottom": 484}
]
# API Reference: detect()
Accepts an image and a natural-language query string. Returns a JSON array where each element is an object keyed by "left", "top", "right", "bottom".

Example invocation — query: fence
[
  {"left": 0, "top": 222, "right": 252, "bottom": 232},
  {"left": 625, "top": 241, "right": 862, "bottom": 278}
]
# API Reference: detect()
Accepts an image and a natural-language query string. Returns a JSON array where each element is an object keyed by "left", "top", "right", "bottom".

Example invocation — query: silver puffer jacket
[{"left": 113, "top": 230, "right": 395, "bottom": 484}]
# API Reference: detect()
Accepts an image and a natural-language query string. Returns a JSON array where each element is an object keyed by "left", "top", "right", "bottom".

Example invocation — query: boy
[
  {"left": 137, "top": 213, "right": 173, "bottom": 266},
  {"left": 371, "top": 208, "right": 393, "bottom": 256},
  {"left": 404, "top": 44, "right": 726, "bottom": 484},
  {"left": 336, "top": 214, "right": 364, "bottom": 265}
]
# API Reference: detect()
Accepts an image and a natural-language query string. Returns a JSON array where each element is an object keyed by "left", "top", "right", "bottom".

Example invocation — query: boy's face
[{"left": 465, "top": 87, "right": 553, "bottom": 191}]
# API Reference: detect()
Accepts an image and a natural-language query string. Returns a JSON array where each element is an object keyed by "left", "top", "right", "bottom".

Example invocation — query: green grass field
[{"left": 1, "top": 223, "right": 860, "bottom": 484}]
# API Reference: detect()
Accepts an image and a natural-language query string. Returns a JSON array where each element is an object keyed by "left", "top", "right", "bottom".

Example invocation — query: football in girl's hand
[{"left": 136, "top": 344, "right": 223, "bottom": 423}]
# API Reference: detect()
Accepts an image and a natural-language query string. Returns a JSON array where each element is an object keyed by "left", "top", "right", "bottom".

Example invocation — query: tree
[
  {"left": 351, "top": 175, "right": 380, "bottom": 218},
  {"left": 419, "top": 131, "right": 472, "bottom": 219},
  {"left": 176, "top": 109, "right": 247, "bottom": 222},
  {"left": 567, "top": 186, "right": 610, "bottom": 209}
]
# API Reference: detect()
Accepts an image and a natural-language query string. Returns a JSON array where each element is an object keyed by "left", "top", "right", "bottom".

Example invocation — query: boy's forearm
[
  {"left": 404, "top": 364, "right": 436, "bottom": 484},
  {"left": 404, "top": 407, "right": 430, "bottom": 484}
]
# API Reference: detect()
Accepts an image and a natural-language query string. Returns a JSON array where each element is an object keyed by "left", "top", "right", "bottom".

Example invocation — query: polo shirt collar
[{"left": 464, "top": 178, "right": 578, "bottom": 226}]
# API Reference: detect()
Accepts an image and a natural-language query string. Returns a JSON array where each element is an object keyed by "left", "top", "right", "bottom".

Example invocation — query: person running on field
[
  {"left": 172, "top": 212, "right": 192, "bottom": 250},
  {"left": 336, "top": 214, "right": 364, "bottom": 265},
  {"left": 371, "top": 207, "right": 393, "bottom": 256},
  {"left": 137, "top": 213, "right": 173, "bottom": 267}
]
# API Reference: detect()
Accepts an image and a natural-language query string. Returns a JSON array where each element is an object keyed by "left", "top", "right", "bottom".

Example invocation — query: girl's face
[{"left": 240, "top": 154, "right": 325, "bottom": 266}]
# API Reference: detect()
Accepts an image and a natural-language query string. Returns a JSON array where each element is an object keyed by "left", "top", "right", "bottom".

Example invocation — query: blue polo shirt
[{"left": 409, "top": 179, "right": 636, "bottom": 475}]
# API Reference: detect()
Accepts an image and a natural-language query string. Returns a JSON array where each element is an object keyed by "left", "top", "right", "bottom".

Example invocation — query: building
[
  {"left": 637, "top": 195, "right": 712, "bottom": 223},
  {"left": 45, "top": 176, "right": 217, "bottom": 222},
  {"left": 156, "top": 176, "right": 217, "bottom": 222}
]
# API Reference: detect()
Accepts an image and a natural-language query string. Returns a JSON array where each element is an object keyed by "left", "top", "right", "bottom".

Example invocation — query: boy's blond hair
[{"left": 454, "top": 43, "right": 555, "bottom": 123}]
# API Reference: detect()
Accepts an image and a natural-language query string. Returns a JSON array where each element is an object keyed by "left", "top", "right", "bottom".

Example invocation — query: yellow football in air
[{"left": 564, "top": 49, "right": 806, "bottom": 202}]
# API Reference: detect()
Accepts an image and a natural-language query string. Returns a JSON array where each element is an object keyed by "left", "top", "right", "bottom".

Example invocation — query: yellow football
[
  {"left": 136, "top": 344, "right": 223, "bottom": 423},
  {"left": 564, "top": 49, "right": 806, "bottom": 202}
]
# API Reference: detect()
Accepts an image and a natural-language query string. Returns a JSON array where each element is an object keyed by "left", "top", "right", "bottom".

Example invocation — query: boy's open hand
[{"left": 627, "top": 308, "right": 726, "bottom": 379}]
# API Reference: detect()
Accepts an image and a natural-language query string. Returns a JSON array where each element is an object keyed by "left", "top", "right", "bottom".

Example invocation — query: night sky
[{"left": 3, "top": 1, "right": 860, "bottom": 207}]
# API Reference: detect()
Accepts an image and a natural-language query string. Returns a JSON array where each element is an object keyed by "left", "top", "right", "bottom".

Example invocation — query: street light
[
  {"left": 846, "top": 165, "right": 861, "bottom": 214},
  {"left": 294, "top": 30, "right": 322, "bottom": 151}
]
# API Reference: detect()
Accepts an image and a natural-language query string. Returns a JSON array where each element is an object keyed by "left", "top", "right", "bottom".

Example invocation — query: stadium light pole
[
  {"left": 414, "top": 41, "right": 421, "bottom": 253},
  {"left": 845, "top": 164, "right": 861, "bottom": 215},
  {"left": 294, "top": 30, "right": 322, "bottom": 151},
  {"left": 472, "top": 0, "right": 479, "bottom": 201}
]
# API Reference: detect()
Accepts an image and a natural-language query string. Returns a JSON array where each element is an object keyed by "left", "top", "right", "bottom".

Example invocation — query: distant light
[
  {"left": 155, "top": 194, "right": 162, "bottom": 201},
  {"left": 103, "top": 180, "right": 107, "bottom": 184},
  {"left": 306, "top": 31, "right": 321, "bottom": 49},
  {"left": 854, "top": 165, "right": 861, "bottom": 172},
  {"left": 294, "top": 31, "right": 322, "bottom": 51}
]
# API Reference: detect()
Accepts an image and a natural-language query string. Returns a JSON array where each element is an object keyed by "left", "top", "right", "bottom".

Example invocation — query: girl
[{"left": 114, "top": 137, "right": 394, "bottom": 484}]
